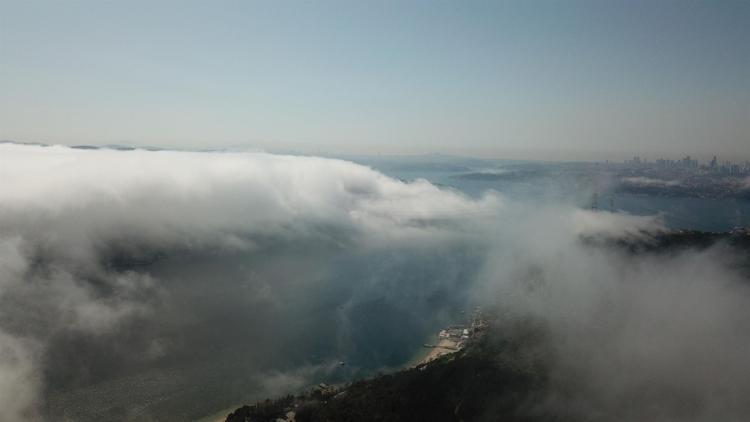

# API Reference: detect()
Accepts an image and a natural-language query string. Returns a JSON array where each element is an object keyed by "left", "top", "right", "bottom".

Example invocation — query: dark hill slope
[{"left": 227, "top": 318, "right": 564, "bottom": 422}]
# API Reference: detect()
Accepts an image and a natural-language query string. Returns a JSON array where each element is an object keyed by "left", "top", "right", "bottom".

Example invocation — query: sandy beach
[{"left": 419, "top": 338, "right": 461, "bottom": 365}]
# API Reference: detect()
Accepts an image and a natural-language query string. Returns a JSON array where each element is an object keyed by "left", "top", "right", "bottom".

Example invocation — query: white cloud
[
  {"left": 0, "top": 143, "right": 502, "bottom": 420},
  {"left": 474, "top": 203, "right": 750, "bottom": 421},
  {"left": 1, "top": 143, "right": 746, "bottom": 421},
  {"left": 0, "top": 144, "right": 499, "bottom": 257},
  {"left": 0, "top": 331, "right": 39, "bottom": 422}
]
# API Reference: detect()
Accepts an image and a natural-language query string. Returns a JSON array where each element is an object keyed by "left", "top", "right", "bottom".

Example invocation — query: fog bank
[{"left": 1, "top": 144, "right": 748, "bottom": 421}]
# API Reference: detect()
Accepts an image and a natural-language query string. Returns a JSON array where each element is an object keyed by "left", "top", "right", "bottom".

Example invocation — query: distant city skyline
[{"left": 1, "top": 0, "right": 748, "bottom": 161}]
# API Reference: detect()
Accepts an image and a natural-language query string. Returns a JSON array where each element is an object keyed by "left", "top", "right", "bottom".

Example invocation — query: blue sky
[{"left": 1, "top": 0, "right": 748, "bottom": 160}]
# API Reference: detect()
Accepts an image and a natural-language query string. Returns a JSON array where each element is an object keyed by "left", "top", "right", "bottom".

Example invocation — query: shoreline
[
  {"left": 198, "top": 328, "right": 470, "bottom": 421},
  {"left": 418, "top": 338, "right": 461, "bottom": 365}
]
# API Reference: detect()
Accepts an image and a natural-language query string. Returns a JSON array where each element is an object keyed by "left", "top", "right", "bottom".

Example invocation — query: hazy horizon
[{"left": 0, "top": 139, "right": 745, "bottom": 164}]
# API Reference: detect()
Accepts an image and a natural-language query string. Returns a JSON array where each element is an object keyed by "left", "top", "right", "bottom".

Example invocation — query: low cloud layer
[
  {"left": 1, "top": 144, "right": 748, "bottom": 421},
  {"left": 0, "top": 144, "right": 498, "bottom": 421},
  {"left": 475, "top": 208, "right": 750, "bottom": 421},
  {"left": 0, "top": 144, "right": 500, "bottom": 256}
]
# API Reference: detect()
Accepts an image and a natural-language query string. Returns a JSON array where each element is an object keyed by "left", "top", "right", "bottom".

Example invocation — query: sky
[{"left": 1, "top": 0, "right": 748, "bottom": 160}]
